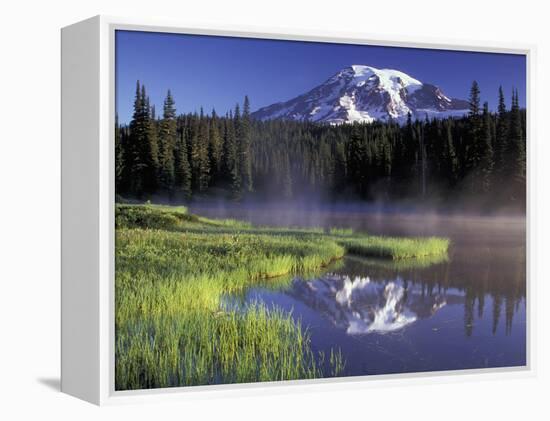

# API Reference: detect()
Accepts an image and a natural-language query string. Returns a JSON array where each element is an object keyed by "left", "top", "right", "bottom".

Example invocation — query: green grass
[
  {"left": 337, "top": 236, "right": 450, "bottom": 260},
  {"left": 345, "top": 253, "right": 449, "bottom": 271},
  {"left": 115, "top": 203, "right": 449, "bottom": 390},
  {"left": 329, "top": 227, "right": 354, "bottom": 236}
]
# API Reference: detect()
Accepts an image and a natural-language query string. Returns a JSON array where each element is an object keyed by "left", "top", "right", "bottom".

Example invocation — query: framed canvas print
[{"left": 61, "top": 16, "right": 533, "bottom": 405}]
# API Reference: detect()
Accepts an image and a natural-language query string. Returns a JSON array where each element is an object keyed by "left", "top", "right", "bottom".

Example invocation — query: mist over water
[
  {"left": 207, "top": 202, "right": 526, "bottom": 377},
  {"left": 189, "top": 200, "right": 525, "bottom": 238}
]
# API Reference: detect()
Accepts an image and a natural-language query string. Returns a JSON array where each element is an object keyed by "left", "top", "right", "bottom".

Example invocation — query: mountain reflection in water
[
  {"left": 205, "top": 208, "right": 526, "bottom": 374},
  {"left": 290, "top": 274, "right": 456, "bottom": 334}
]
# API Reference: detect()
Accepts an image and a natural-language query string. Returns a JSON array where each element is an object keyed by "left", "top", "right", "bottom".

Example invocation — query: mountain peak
[{"left": 252, "top": 65, "right": 469, "bottom": 124}]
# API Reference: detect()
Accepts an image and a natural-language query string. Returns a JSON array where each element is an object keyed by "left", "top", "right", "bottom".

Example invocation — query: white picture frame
[{"left": 61, "top": 15, "right": 535, "bottom": 405}]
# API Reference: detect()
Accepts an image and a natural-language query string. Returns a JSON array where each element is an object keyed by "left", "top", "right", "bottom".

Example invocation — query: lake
[{"left": 191, "top": 205, "right": 527, "bottom": 377}]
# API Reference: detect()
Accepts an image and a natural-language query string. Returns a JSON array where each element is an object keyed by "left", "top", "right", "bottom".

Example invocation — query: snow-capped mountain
[{"left": 252, "top": 65, "right": 470, "bottom": 124}]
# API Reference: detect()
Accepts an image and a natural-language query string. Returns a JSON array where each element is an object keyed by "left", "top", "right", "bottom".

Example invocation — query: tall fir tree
[
  {"left": 281, "top": 152, "right": 293, "bottom": 199},
  {"left": 125, "top": 81, "right": 143, "bottom": 194},
  {"left": 126, "top": 81, "right": 156, "bottom": 196},
  {"left": 239, "top": 96, "right": 253, "bottom": 192},
  {"left": 467, "top": 80, "right": 482, "bottom": 162},
  {"left": 380, "top": 127, "right": 392, "bottom": 178},
  {"left": 189, "top": 112, "right": 201, "bottom": 190},
  {"left": 494, "top": 86, "right": 508, "bottom": 178},
  {"left": 508, "top": 89, "right": 526, "bottom": 201},
  {"left": 175, "top": 129, "right": 192, "bottom": 199},
  {"left": 115, "top": 113, "right": 124, "bottom": 191},
  {"left": 417, "top": 122, "right": 427, "bottom": 197},
  {"left": 197, "top": 108, "right": 211, "bottom": 192},
  {"left": 141, "top": 90, "right": 157, "bottom": 194},
  {"left": 443, "top": 119, "right": 458, "bottom": 186},
  {"left": 333, "top": 142, "right": 347, "bottom": 191},
  {"left": 147, "top": 103, "right": 159, "bottom": 190},
  {"left": 230, "top": 105, "right": 242, "bottom": 200},
  {"left": 480, "top": 102, "right": 494, "bottom": 193},
  {"left": 466, "top": 80, "right": 483, "bottom": 193},
  {"left": 222, "top": 111, "right": 238, "bottom": 192},
  {"left": 469, "top": 81, "right": 481, "bottom": 116},
  {"left": 348, "top": 124, "right": 366, "bottom": 197},
  {"left": 158, "top": 90, "right": 176, "bottom": 193},
  {"left": 208, "top": 109, "right": 223, "bottom": 183}
]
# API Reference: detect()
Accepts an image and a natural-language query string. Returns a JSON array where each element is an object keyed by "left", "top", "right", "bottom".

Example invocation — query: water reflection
[
  {"left": 329, "top": 252, "right": 526, "bottom": 337},
  {"left": 229, "top": 247, "right": 525, "bottom": 339},
  {"left": 210, "top": 207, "right": 526, "bottom": 373},
  {"left": 290, "top": 275, "right": 431, "bottom": 334}
]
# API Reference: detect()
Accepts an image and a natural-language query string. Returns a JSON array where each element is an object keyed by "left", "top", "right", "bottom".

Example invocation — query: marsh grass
[
  {"left": 116, "top": 303, "right": 322, "bottom": 389},
  {"left": 329, "top": 227, "right": 354, "bottom": 236},
  {"left": 345, "top": 253, "right": 449, "bottom": 271},
  {"left": 115, "top": 219, "right": 345, "bottom": 389},
  {"left": 115, "top": 204, "right": 449, "bottom": 390},
  {"left": 337, "top": 236, "right": 450, "bottom": 260}
]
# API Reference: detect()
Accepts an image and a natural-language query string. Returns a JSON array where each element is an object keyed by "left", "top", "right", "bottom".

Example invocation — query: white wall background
[{"left": 1, "top": 0, "right": 548, "bottom": 419}]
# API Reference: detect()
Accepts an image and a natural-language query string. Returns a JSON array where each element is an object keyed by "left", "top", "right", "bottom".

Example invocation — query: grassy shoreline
[{"left": 115, "top": 204, "right": 448, "bottom": 390}]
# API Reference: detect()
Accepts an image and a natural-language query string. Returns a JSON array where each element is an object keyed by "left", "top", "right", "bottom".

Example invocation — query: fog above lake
[{"left": 187, "top": 200, "right": 526, "bottom": 242}]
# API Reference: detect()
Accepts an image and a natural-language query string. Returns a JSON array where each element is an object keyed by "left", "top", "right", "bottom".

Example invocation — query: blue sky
[{"left": 116, "top": 30, "right": 526, "bottom": 124}]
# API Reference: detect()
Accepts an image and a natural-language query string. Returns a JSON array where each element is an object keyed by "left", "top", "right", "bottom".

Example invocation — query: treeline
[
  {"left": 116, "top": 82, "right": 253, "bottom": 201},
  {"left": 116, "top": 81, "right": 526, "bottom": 209}
]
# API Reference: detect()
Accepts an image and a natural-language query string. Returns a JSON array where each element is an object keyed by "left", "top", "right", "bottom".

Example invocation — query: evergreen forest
[{"left": 116, "top": 81, "right": 526, "bottom": 211}]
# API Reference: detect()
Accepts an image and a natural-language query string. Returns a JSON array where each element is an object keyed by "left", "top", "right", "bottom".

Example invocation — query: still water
[{"left": 193, "top": 205, "right": 527, "bottom": 376}]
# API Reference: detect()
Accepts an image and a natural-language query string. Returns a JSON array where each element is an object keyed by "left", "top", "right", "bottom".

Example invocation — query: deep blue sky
[{"left": 116, "top": 30, "right": 526, "bottom": 124}]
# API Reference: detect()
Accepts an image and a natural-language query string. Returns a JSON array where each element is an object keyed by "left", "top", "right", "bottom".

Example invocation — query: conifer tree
[
  {"left": 189, "top": 112, "right": 201, "bottom": 190},
  {"left": 126, "top": 81, "right": 156, "bottom": 196},
  {"left": 222, "top": 111, "right": 239, "bottom": 192},
  {"left": 469, "top": 81, "right": 481, "bottom": 117},
  {"left": 494, "top": 86, "right": 508, "bottom": 178},
  {"left": 508, "top": 90, "right": 526, "bottom": 200},
  {"left": 400, "top": 112, "right": 418, "bottom": 185},
  {"left": 147, "top": 103, "right": 159, "bottom": 188},
  {"left": 158, "top": 90, "right": 176, "bottom": 192},
  {"left": 467, "top": 81, "right": 482, "bottom": 170},
  {"left": 197, "top": 108, "right": 210, "bottom": 192},
  {"left": 208, "top": 110, "right": 223, "bottom": 182},
  {"left": 141, "top": 90, "right": 157, "bottom": 194},
  {"left": 175, "top": 129, "right": 192, "bottom": 199},
  {"left": 380, "top": 127, "right": 392, "bottom": 177},
  {"left": 443, "top": 119, "right": 458, "bottom": 185},
  {"left": 348, "top": 124, "right": 366, "bottom": 196},
  {"left": 230, "top": 105, "right": 242, "bottom": 200},
  {"left": 480, "top": 102, "right": 494, "bottom": 193},
  {"left": 465, "top": 81, "right": 483, "bottom": 194},
  {"left": 319, "top": 140, "right": 334, "bottom": 189},
  {"left": 333, "top": 142, "right": 347, "bottom": 191},
  {"left": 417, "top": 122, "right": 427, "bottom": 197},
  {"left": 115, "top": 113, "right": 124, "bottom": 189},
  {"left": 281, "top": 153, "right": 293, "bottom": 199},
  {"left": 240, "top": 96, "right": 253, "bottom": 192}
]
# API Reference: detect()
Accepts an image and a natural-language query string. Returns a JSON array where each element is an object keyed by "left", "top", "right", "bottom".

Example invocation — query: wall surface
[{"left": 1, "top": 0, "right": 548, "bottom": 419}]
